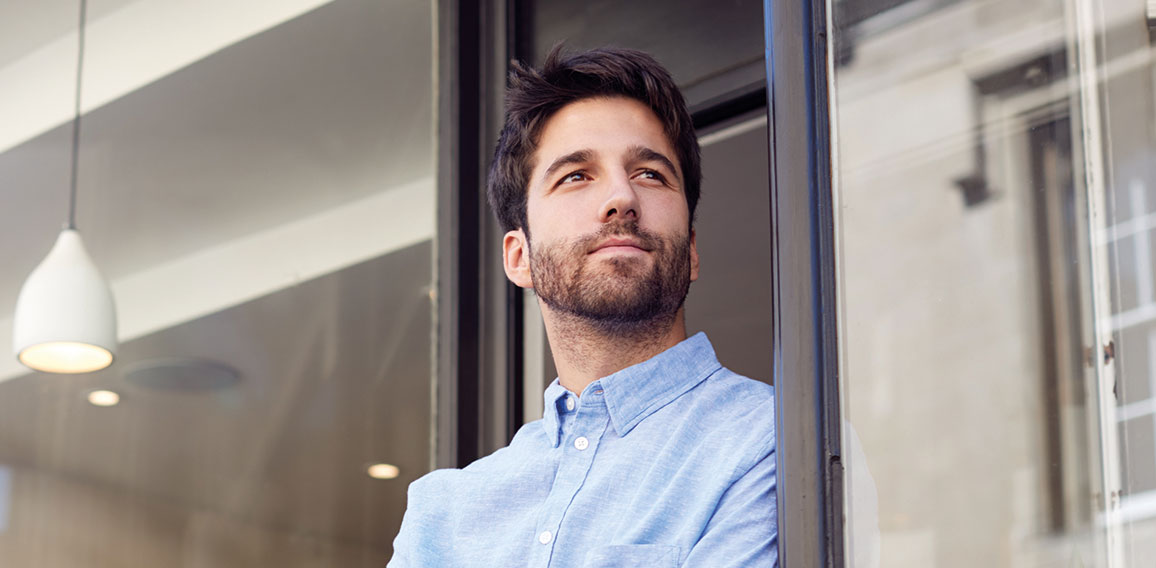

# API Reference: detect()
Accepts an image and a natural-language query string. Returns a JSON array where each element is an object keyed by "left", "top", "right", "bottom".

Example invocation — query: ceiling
[
  {"left": 0, "top": 0, "right": 434, "bottom": 382},
  {"left": 0, "top": 0, "right": 138, "bottom": 69}
]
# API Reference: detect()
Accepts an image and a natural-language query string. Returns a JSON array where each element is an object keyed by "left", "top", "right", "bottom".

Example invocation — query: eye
[
  {"left": 559, "top": 171, "right": 589, "bottom": 184},
  {"left": 637, "top": 169, "right": 667, "bottom": 183}
]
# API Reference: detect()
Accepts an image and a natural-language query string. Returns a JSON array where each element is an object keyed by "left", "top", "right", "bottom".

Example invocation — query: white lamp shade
[{"left": 13, "top": 229, "right": 117, "bottom": 373}]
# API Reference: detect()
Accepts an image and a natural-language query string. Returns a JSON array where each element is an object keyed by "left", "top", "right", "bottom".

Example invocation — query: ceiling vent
[{"left": 124, "top": 358, "right": 240, "bottom": 391}]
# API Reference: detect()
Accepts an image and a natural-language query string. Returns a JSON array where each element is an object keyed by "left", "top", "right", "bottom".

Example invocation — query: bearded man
[{"left": 389, "top": 47, "right": 778, "bottom": 568}]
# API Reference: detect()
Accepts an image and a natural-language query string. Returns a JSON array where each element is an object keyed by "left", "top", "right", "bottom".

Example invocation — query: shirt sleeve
[
  {"left": 682, "top": 434, "right": 778, "bottom": 567},
  {"left": 387, "top": 473, "right": 453, "bottom": 567}
]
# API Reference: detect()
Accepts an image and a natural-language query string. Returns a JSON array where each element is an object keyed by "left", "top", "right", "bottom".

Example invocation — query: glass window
[
  {"left": 830, "top": 0, "right": 1156, "bottom": 565},
  {"left": 0, "top": 1, "right": 436, "bottom": 564}
]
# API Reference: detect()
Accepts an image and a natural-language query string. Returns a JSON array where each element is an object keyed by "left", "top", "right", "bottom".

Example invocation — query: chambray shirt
[{"left": 389, "top": 333, "right": 777, "bottom": 567}]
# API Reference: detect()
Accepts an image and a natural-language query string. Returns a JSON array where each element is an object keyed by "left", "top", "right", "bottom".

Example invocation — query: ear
[
  {"left": 503, "top": 229, "right": 534, "bottom": 288},
  {"left": 689, "top": 228, "right": 700, "bottom": 283}
]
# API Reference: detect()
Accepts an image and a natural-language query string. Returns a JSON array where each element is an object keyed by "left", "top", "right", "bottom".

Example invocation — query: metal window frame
[
  {"left": 764, "top": 0, "right": 845, "bottom": 566},
  {"left": 435, "top": 0, "right": 521, "bottom": 469}
]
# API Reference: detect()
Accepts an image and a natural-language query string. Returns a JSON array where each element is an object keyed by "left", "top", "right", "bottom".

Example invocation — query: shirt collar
[
  {"left": 541, "top": 380, "right": 570, "bottom": 447},
  {"left": 539, "top": 332, "right": 721, "bottom": 446}
]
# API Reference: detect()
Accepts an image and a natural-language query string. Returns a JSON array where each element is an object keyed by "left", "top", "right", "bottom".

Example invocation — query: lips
[{"left": 589, "top": 237, "right": 651, "bottom": 254}]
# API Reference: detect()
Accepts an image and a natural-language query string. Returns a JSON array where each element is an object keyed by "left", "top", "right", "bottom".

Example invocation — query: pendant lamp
[{"left": 12, "top": 0, "right": 117, "bottom": 374}]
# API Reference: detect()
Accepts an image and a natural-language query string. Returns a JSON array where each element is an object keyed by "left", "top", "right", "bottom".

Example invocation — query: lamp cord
[{"left": 67, "top": 0, "right": 87, "bottom": 231}]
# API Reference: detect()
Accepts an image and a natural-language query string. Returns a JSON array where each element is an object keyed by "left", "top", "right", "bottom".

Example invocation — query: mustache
[{"left": 579, "top": 221, "right": 662, "bottom": 253}]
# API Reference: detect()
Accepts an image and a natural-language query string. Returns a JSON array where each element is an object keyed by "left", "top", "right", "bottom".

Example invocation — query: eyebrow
[
  {"left": 627, "top": 145, "right": 679, "bottom": 181},
  {"left": 538, "top": 146, "right": 681, "bottom": 186},
  {"left": 541, "top": 149, "right": 594, "bottom": 183}
]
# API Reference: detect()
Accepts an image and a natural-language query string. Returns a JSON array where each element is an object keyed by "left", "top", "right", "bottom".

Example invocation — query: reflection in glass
[
  {"left": 0, "top": 1, "right": 435, "bottom": 565},
  {"left": 831, "top": 0, "right": 1156, "bottom": 565}
]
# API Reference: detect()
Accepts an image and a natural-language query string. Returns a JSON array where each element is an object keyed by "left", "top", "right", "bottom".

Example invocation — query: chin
[{"left": 591, "top": 256, "right": 650, "bottom": 277}]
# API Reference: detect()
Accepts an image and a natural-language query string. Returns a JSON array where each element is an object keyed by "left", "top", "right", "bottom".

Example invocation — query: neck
[{"left": 540, "top": 302, "right": 688, "bottom": 396}]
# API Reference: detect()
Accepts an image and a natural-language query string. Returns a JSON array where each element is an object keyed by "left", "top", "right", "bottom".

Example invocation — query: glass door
[{"left": 827, "top": 0, "right": 1156, "bottom": 565}]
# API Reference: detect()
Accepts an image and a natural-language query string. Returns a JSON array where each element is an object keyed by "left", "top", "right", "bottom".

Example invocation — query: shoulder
[
  {"left": 675, "top": 367, "right": 776, "bottom": 466},
  {"left": 692, "top": 367, "right": 775, "bottom": 428},
  {"left": 700, "top": 366, "right": 775, "bottom": 406},
  {"left": 619, "top": 362, "right": 776, "bottom": 480}
]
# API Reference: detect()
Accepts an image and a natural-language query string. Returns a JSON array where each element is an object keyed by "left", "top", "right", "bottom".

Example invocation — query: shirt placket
[{"left": 528, "top": 389, "right": 611, "bottom": 568}]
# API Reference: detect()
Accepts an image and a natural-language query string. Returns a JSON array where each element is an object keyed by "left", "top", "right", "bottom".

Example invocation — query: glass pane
[
  {"left": 1095, "top": 0, "right": 1156, "bottom": 560},
  {"left": 0, "top": 1, "right": 436, "bottom": 565},
  {"left": 830, "top": 0, "right": 1156, "bottom": 565}
]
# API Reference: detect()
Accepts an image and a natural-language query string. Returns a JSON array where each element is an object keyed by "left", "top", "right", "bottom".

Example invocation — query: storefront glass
[
  {"left": 0, "top": 1, "right": 436, "bottom": 565},
  {"left": 830, "top": 0, "right": 1156, "bottom": 565}
]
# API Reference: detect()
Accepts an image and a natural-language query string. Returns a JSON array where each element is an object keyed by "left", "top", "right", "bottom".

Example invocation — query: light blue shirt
[{"left": 389, "top": 332, "right": 777, "bottom": 567}]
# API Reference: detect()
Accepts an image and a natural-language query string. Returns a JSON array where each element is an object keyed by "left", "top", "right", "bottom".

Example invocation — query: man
[{"left": 389, "top": 47, "right": 777, "bottom": 567}]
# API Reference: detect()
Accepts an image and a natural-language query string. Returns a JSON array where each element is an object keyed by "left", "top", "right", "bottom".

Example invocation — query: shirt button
[
  {"left": 538, "top": 530, "right": 553, "bottom": 544},
  {"left": 574, "top": 436, "right": 589, "bottom": 450},
  {"left": 565, "top": 397, "right": 575, "bottom": 411}
]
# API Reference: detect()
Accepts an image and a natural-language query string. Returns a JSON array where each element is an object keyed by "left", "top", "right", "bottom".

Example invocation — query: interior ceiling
[
  {"left": 0, "top": 0, "right": 138, "bottom": 69},
  {"left": 0, "top": 0, "right": 433, "bottom": 316},
  {"left": 0, "top": 0, "right": 434, "bottom": 556}
]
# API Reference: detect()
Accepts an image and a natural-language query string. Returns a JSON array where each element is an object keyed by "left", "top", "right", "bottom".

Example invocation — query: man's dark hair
[{"left": 486, "top": 46, "right": 702, "bottom": 235}]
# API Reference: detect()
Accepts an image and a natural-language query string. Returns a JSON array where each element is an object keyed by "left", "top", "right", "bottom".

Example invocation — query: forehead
[{"left": 532, "top": 97, "right": 675, "bottom": 165}]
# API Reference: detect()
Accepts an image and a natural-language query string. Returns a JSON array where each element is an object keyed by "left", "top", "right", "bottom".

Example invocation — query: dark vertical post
[
  {"left": 436, "top": 0, "right": 483, "bottom": 469},
  {"left": 764, "top": 0, "right": 844, "bottom": 566},
  {"left": 438, "top": 0, "right": 524, "bottom": 468},
  {"left": 503, "top": 0, "right": 532, "bottom": 440}
]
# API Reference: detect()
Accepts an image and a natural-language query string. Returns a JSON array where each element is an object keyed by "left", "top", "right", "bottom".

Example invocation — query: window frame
[{"left": 764, "top": 0, "right": 845, "bottom": 565}]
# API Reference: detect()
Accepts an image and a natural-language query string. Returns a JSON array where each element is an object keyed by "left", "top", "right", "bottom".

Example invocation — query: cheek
[
  {"left": 524, "top": 200, "right": 548, "bottom": 240},
  {"left": 527, "top": 201, "right": 583, "bottom": 241},
  {"left": 647, "top": 196, "right": 691, "bottom": 231}
]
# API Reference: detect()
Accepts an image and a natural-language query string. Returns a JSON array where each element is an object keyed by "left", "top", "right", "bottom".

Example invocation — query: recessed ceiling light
[
  {"left": 367, "top": 463, "right": 400, "bottom": 480},
  {"left": 87, "top": 390, "right": 120, "bottom": 407}
]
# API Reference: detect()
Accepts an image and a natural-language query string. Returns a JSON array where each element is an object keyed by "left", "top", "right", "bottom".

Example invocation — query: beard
[{"left": 528, "top": 220, "right": 692, "bottom": 335}]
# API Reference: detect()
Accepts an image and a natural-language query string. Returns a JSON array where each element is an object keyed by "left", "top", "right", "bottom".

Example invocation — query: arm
[
  {"left": 387, "top": 473, "right": 453, "bottom": 567},
  {"left": 683, "top": 436, "right": 778, "bottom": 567}
]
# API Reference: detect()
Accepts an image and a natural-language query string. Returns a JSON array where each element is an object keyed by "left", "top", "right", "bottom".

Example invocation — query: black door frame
[
  {"left": 765, "top": 0, "right": 845, "bottom": 566},
  {"left": 436, "top": 0, "right": 518, "bottom": 468}
]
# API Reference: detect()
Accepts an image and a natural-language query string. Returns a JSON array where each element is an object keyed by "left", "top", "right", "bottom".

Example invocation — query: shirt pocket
[{"left": 581, "top": 544, "right": 680, "bottom": 568}]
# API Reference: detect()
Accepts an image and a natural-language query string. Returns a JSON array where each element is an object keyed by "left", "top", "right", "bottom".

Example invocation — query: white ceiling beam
[
  {"left": 0, "top": 177, "right": 434, "bottom": 384},
  {"left": 0, "top": 0, "right": 334, "bottom": 156}
]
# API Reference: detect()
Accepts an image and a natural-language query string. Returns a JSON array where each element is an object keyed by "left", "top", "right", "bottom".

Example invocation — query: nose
[{"left": 600, "top": 173, "right": 640, "bottom": 222}]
